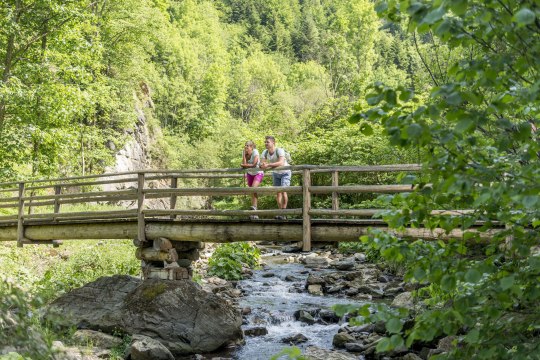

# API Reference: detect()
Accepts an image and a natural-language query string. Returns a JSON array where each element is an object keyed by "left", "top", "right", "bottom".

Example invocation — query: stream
[{"left": 231, "top": 249, "right": 368, "bottom": 360}]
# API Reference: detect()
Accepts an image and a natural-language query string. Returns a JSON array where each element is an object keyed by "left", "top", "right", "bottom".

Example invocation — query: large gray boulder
[{"left": 46, "top": 275, "right": 243, "bottom": 356}]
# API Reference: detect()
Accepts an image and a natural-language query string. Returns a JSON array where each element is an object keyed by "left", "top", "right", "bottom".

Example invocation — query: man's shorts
[
  {"left": 272, "top": 171, "right": 291, "bottom": 187},
  {"left": 246, "top": 173, "right": 264, "bottom": 187}
]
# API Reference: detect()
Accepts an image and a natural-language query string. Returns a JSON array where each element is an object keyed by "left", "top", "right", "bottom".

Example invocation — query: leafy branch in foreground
[{"left": 347, "top": 0, "right": 540, "bottom": 358}]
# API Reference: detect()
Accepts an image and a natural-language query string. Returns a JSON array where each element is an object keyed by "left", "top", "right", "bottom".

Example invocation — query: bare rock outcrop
[{"left": 45, "top": 275, "right": 243, "bottom": 356}]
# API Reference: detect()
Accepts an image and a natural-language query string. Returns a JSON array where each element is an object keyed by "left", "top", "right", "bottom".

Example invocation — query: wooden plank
[
  {"left": 302, "top": 169, "right": 312, "bottom": 251},
  {"left": 17, "top": 183, "right": 25, "bottom": 247},
  {"left": 309, "top": 164, "right": 422, "bottom": 173},
  {"left": 137, "top": 173, "right": 146, "bottom": 243},
  {"left": 310, "top": 209, "right": 380, "bottom": 217},
  {"left": 53, "top": 185, "right": 61, "bottom": 215},
  {"left": 0, "top": 220, "right": 501, "bottom": 242},
  {"left": 310, "top": 184, "right": 413, "bottom": 194},
  {"left": 25, "top": 177, "right": 138, "bottom": 190},
  {"left": 0, "top": 164, "right": 422, "bottom": 188},
  {"left": 0, "top": 202, "right": 19, "bottom": 209},
  {"left": 22, "top": 210, "right": 137, "bottom": 220},
  {"left": 135, "top": 247, "right": 178, "bottom": 262},
  {"left": 0, "top": 187, "right": 18, "bottom": 193},
  {"left": 144, "top": 186, "right": 303, "bottom": 197},
  {"left": 170, "top": 176, "right": 178, "bottom": 220},
  {"left": 144, "top": 209, "right": 302, "bottom": 217},
  {"left": 153, "top": 237, "right": 173, "bottom": 251},
  {"left": 331, "top": 171, "right": 339, "bottom": 219},
  {"left": 21, "top": 189, "right": 136, "bottom": 201}
]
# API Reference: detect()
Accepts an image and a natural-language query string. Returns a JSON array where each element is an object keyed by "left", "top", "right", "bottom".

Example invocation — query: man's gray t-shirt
[{"left": 263, "top": 148, "right": 289, "bottom": 174}]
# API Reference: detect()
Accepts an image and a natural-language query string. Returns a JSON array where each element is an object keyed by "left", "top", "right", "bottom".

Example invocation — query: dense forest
[
  {"left": 1, "top": 0, "right": 540, "bottom": 359},
  {"left": 0, "top": 0, "right": 425, "bottom": 181}
]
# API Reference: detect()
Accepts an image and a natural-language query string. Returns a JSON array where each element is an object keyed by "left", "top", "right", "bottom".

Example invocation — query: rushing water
[{"left": 231, "top": 250, "right": 366, "bottom": 360}]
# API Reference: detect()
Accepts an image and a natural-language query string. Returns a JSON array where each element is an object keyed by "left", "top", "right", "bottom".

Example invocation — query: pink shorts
[{"left": 246, "top": 173, "right": 264, "bottom": 187}]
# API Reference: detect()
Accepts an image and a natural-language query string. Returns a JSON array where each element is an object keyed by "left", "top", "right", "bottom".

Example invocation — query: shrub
[{"left": 207, "top": 243, "right": 260, "bottom": 280}]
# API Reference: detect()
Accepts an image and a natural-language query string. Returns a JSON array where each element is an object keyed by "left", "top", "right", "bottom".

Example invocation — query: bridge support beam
[{"left": 0, "top": 221, "right": 499, "bottom": 243}]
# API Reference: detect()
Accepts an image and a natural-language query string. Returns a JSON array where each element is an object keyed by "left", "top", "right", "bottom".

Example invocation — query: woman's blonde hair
[{"left": 244, "top": 140, "right": 256, "bottom": 149}]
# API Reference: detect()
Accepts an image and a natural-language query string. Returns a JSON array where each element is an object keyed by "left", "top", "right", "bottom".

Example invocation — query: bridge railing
[{"left": 0, "top": 164, "right": 423, "bottom": 249}]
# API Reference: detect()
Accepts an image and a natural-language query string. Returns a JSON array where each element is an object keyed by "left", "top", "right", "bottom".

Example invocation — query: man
[{"left": 260, "top": 136, "right": 291, "bottom": 219}]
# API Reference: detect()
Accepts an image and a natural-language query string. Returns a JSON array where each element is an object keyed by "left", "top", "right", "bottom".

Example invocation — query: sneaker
[
  {"left": 275, "top": 215, "right": 286, "bottom": 220},
  {"left": 249, "top": 206, "right": 258, "bottom": 220}
]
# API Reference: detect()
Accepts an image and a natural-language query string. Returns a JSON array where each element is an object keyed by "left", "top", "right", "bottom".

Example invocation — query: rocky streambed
[{"left": 20, "top": 245, "right": 453, "bottom": 360}]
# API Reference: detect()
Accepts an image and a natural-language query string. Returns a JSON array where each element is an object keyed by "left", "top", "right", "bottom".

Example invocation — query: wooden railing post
[
  {"left": 302, "top": 168, "right": 312, "bottom": 251},
  {"left": 17, "top": 182, "right": 25, "bottom": 247},
  {"left": 170, "top": 176, "right": 178, "bottom": 220},
  {"left": 332, "top": 171, "right": 339, "bottom": 219},
  {"left": 53, "top": 185, "right": 61, "bottom": 219},
  {"left": 137, "top": 173, "right": 146, "bottom": 243}
]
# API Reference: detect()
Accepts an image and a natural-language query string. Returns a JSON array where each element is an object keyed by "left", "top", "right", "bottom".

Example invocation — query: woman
[{"left": 241, "top": 141, "right": 264, "bottom": 217}]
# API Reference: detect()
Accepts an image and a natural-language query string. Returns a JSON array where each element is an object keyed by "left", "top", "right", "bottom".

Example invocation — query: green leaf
[
  {"left": 450, "top": 0, "right": 468, "bottom": 15},
  {"left": 423, "top": 6, "right": 446, "bottom": 24},
  {"left": 455, "top": 118, "right": 475, "bottom": 133},
  {"left": 407, "top": 123, "right": 423, "bottom": 138},
  {"left": 500, "top": 275, "right": 515, "bottom": 290},
  {"left": 360, "top": 122, "right": 374, "bottom": 135},
  {"left": 441, "top": 274, "right": 456, "bottom": 291},
  {"left": 514, "top": 8, "right": 536, "bottom": 25},
  {"left": 465, "top": 328, "right": 480, "bottom": 344},
  {"left": 376, "top": 337, "right": 391, "bottom": 352},
  {"left": 386, "top": 318, "right": 403, "bottom": 334},
  {"left": 349, "top": 113, "right": 363, "bottom": 124},
  {"left": 389, "top": 334, "right": 404, "bottom": 348},
  {"left": 464, "top": 268, "right": 482, "bottom": 283}
]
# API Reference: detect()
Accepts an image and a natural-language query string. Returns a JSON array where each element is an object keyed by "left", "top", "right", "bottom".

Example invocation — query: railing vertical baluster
[
  {"left": 54, "top": 185, "right": 61, "bottom": 221},
  {"left": 137, "top": 173, "right": 146, "bottom": 243},
  {"left": 17, "top": 182, "right": 25, "bottom": 247},
  {"left": 170, "top": 176, "right": 178, "bottom": 220},
  {"left": 302, "top": 168, "right": 312, "bottom": 251},
  {"left": 332, "top": 171, "right": 339, "bottom": 219}
]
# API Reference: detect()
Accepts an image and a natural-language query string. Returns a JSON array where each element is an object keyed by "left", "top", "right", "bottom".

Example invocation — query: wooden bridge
[
  {"left": 0, "top": 164, "right": 489, "bottom": 279},
  {"left": 0, "top": 163, "right": 488, "bottom": 245}
]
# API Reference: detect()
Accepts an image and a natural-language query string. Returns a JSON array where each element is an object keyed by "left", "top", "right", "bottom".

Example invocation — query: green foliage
[
  {"left": 0, "top": 279, "right": 55, "bottom": 359},
  {"left": 347, "top": 0, "right": 540, "bottom": 358},
  {"left": 109, "top": 333, "right": 132, "bottom": 360},
  {"left": 33, "top": 241, "right": 140, "bottom": 303},
  {"left": 270, "top": 346, "right": 306, "bottom": 360},
  {"left": 207, "top": 243, "right": 260, "bottom": 280}
]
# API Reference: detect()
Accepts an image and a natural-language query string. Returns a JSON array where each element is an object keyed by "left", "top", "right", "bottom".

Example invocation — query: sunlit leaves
[{"left": 513, "top": 8, "right": 536, "bottom": 25}]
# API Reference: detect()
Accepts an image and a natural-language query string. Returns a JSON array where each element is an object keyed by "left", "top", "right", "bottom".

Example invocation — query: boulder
[
  {"left": 243, "top": 327, "right": 268, "bottom": 337},
  {"left": 303, "top": 254, "right": 330, "bottom": 268},
  {"left": 130, "top": 334, "right": 174, "bottom": 360},
  {"left": 332, "top": 332, "right": 355, "bottom": 348},
  {"left": 72, "top": 329, "right": 123, "bottom": 349},
  {"left": 294, "top": 310, "right": 315, "bottom": 325},
  {"left": 391, "top": 291, "right": 415, "bottom": 310},
  {"left": 46, "top": 275, "right": 243, "bottom": 356},
  {"left": 307, "top": 284, "right": 324, "bottom": 296},
  {"left": 304, "top": 346, "right": 358, "bottom": 360},
  {"left": 329, "top": 259, "right": 355, "bottom": 271},
  {"left": 281, "top": 333, "right": 308, "bottom": 344}
]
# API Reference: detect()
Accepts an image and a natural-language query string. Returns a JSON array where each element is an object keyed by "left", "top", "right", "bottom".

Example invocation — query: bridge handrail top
[{"left": 0, "top": 164, "right": 422, "bottom": 188}]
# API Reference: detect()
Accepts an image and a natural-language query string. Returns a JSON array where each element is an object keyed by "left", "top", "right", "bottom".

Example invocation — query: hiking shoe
[{"left": 275, "top": 215, "right": 286, "bottom": 220}]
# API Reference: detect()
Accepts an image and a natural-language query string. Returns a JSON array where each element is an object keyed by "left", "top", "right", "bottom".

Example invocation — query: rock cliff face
[
  {"left": 104, "top": 84, "right": 205, "bottom": 210},
  {"left": 45, "top": 275, "right": 243, "bottom": 356},
  {"left": 106, "top": 85, "right": 155, "bottom": 174}
]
